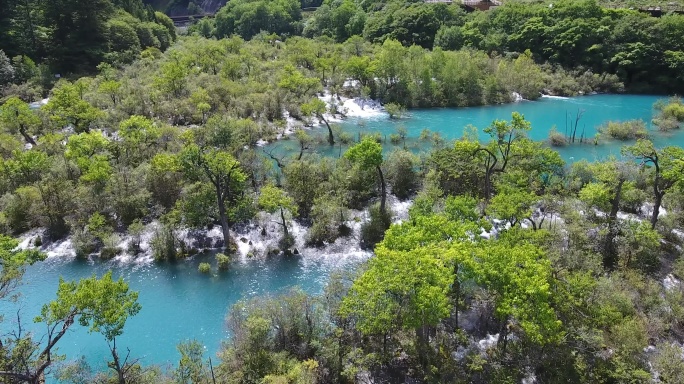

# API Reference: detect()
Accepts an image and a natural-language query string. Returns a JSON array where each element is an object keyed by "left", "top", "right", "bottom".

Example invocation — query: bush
[
  {"left": 385, "top": 150, "right": 419, "bottom": 200},
  {"left": 151, "top": 224, "right": 179, "bottom": 262},
  {"left": 654, "top": 117, "right": 680, "bottom": 132},
  {"left": 0, "top": 188, "right": 38, "bottom": 234},
  {"left": 72, "top": 229, "right": 97, "bottom": 259},
  {"left": 107, "top": 19, "right": 141, "bottom": 54},
  {"left": 279, "top": 234, "right": 295, "bottom": 251},
  {"left": 100, "top": 234, "right": 123, "bottom": 259},
  {"left": 307, "top": 196, "right": 347, "bottom": 246},
  {"left": 198, "top": 262, "right": 212, "bottom": 274},
  {"left": 661, "top": 99, "right": 684, "bottom": 121},
  {"left": 654, "top": 98, "right": 684, "bottom": 131},
  {"left": 127, "top": 220, "right": 145, "bottom": 255},
  {"left": 620, "top": 188, "right": 648, "bottom": 214},
  {"left": 389, "top": 133, "right": 401, "bottom": 145},
  {"left": 385, "top": 102, "right": 405, "bottom": 119},
  {"left": 548, "top": 127, "right": 567, "bottom": 147},
  {"left": 598, "top": 120, "right": 648, "bottom": 141},
  {"left": 216, "top": 253, "right": 231, "bottom": 270},
  {"left": 360, "top": 204, "right": 392, "bottom": 249}
]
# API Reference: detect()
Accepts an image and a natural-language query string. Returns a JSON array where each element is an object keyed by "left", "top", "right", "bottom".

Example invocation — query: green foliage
[
  {"left": 488, "top": 186, "right": 537, "bottom": 226},
  {"left": 45, "top": 81, "right": 104, "bottom": 133},
  {"left": 344, "top": 137, "right": 382, "bottom": 170},
  {"left": 1, "top": 4, "right": 684, "bottom": 381},
  {"left": 38, "top": 271, "right": 141, "bottom": 342},
  {"left": 384, "top": 102, "right": 405, "bottom": 119},
  {"left": 215, "top": 0, "right": 301, "bottom": 40},
  {"left": 219, "top": 289, "right": 327, "bottom": 383},
  {"left": 151, "top": 223, "right": 179, "bottom": 261},
  {"left": 307, "top": 195, "right": 348, "bottom": 246},
  {"left": 0, "top": 234, "right": 45, "bottom": 299},
  {"left": 216, "top": 253, "right": 230, "bottom": 270},
  {"left": 258, "top": 184, "right": 297, "bottom": 217},
  {"left": 0, "top": 50, "right": 14, "bottom": 86},
  {"left": 283, "top": 158, "right": 328, "bottom": 218},
  {"left": 359, "top": 203, "right": 391, "bottom": 249},
  {"left": 0, "top": 97, "right": 41, "bottom": 144},
  {"left": 175, "top": 340, "right": 209, "bottom": 384},
  {"left": 198, "top": 262, "right": 211, "bottom": 274},
  {"left": 384, "top": 149, "right": 418, "bottom": 200},
  {"left": 0, "top": 0, "right": 172, "bottom": 74},
  {"left": 599, "top": 120, "right": 649, "bottom": 141}
]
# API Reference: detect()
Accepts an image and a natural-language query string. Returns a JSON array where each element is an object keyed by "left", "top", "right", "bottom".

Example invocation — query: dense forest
[{"left": 2, "top": 0, "right": 684, "bottom": 383}]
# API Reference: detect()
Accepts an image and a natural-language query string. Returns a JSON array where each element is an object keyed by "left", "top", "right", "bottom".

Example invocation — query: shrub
[
  {"left": 151, "top": 224, "right": 179, "bottom": 262},
  {"left": 216, "top": 253, "right": 231, "bottom": 270},
  {"left": 127, "top": 220, "right": 145, "bottom": 255},
  {"left": 620, "top": 188, "right": 648, "bottom": 214},
  {"left": 385, "top": 102, "right": 405, "bottom": 119},
  {"left": 385, "top": 150, "right": 419, "bottom": 200},
  {"left": 598, "top": 120, "right": 648, "bottom": 141},
  {"left": 548, "top": 127, "right": 567, "bottom": 146},
  {"left": 360, "top": 203, "right": 392, "bottom": 249},
  {"left": 198, "top": 262, "right": 211, "bottom": 274},
  {"left": 72, "top": 229, "right": 97, "bottom": 259},
  {"left": 389, "top": 133, "right": 401, "bottom": 145},
  {"left": 100, "top": 234, "right": 123, "bottom": 259},
  {"left": 653, "top": 117, "right": 680, "bottom": 132},
  {"left": 307, "top": 196, "right": 347, "bottom": 246},
  {"left": 661, "top": 100, "right": 684, "bottom": 121},
  {"left": 279, "top": 234, "right": 295, "bottom": 250}
]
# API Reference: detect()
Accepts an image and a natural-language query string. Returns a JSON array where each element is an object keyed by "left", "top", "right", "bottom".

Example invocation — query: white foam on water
[
  {"left": 477, "top": 333, "right": 499, "bottom": 350},
  {"left": 511, "top": 92, "right": 524, "bottom": 102},
  {"left": 664, "top": 274, "right": 681, "bottom": 291},
  {"left": 541, "top": 94, "right": 570, "bottom": 100},
  {"left": 341, "top": 98, "right": 385, "bottom": 118}
]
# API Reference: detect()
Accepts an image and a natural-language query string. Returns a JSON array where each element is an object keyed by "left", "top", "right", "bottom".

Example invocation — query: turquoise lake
[
  {"left": 8, "top": 94, "right": 684, "bottom": 381},
  {"left": 268, "top": 94, "right": 675, "bottom": 163}
]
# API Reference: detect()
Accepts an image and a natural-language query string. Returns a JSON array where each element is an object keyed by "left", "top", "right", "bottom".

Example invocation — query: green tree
[
  {"left": 282, "top": 158, "right": 328, "bottom": 218},
  {"left": 38, "top": 271, "right": 141, "bottom": 384},
  {"left": 0, "top": 235, "right": 45, "bottom": 383},
  {"left": 154, "top": 53, "right": 189, "bottom": 98},
  {"left": 0, "top": 234, "right": 45, "bottom": 300},
  {"left": 301, "top": 98, "right": 334, "bottom": 146},
  {"left": 345, "top": 137, "right": 386, "bottom": 215},
  {"left": 42, "top": 0, "right": 114, "bottom": 72},
  {"left": 475, "top": 112, "right": 532, "bottom": 200},
  {"left": 44, "top": 81, "right": 103, "bottom": 133},
  {"left": 622, "top": 139, "right": 684, "bottom": 228},
  {"left": 65, "top": 131, "right": 112, "bottom": 189},
  {"left": 258, "top": 184, "right": 298, "bottom": 244},
  {"left": 179, "top": 131, "right": 249, "bottom": 250},
  {"left": 0, "top": 50, "right": 15, "bottom": 86},
  {"left": 0, "top": 97, "right": 41, "bottom": 145},
  {"left": 384, "top": 149, "right": 418, "bottom": 200},
  {"left": 578, "top": 160, "right": 633, "bottom": 270},
  {"left": 489, "top": 185, "right": 538, "bottom": 228},
  {"left": 118, "top": 115, "right": 160, "bottom": 165},
  {"left": 98, "top": 79, "right": 122, "bottom": 105},
  {"left": 175, "top": 340, "right": 209, "bottom": 384}
]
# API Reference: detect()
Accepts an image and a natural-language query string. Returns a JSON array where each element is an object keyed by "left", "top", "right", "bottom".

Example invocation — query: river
[{"left": 6, "top": 94, "right": 682, "bottom": 381}]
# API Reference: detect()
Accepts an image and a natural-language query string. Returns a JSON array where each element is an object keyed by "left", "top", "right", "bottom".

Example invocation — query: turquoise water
[
  {"left": 6, "top": 94, "right": 684, "bottom": 381},
  {"left": 269, "top": 94, "right": 679, "bottom": 164},
  {"left": 11, "top": 253, "right": 352, "bottom": 378}
]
